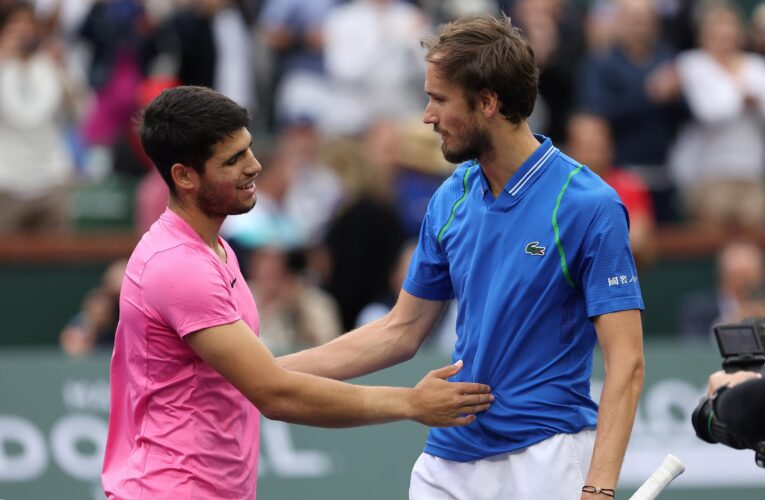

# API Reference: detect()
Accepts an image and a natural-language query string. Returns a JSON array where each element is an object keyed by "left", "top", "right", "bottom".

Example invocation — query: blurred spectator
[
  {"left": 135, "top": 167, "right": 169, "bottom": 233},
  {"left": 223, "top": 143, "right": 307, "bottom": 249},
  {"left": 321, "top": 120, "right": 405, "bottom": 330},
  {"left": 33, "top": 0, "right": 95, "bottom": 37},
  {"left": 668, "top": 0, "right": 765, "bottom": 232},
  {"left": 206, "top": 0, "right": 255, "bottom": 111},
  {"left": 260, "top": 0, "right": 334, "bottom": 79},
  {"left": 676, "top": 240, "right": 765, "bottom": 344},
  {"left": 77, "top": 0, "right": 147, "bottom": 147},
  {"left": 0, "top": 0, "right": 76, "bottom": 233},
  {"left": 585, "top": 0, "right": 694, "bottom": 53},
  {"left": 60, "top": 259, "right": 127, "bottom": 356},
  {"left": 419, "top": 0, "right": 498, "bottom": 25},
  {"left": 565, "top": 113, "right": 657, "bottom": 268},
  {"left": 355, "top": 239, "right": 458, "bottom": 352},
  {"left": 391, "top": 119, "right": 452, "bottom": 238},
  {"left": 131, "top": 75, "right": 178, "bottom": 233},
  {"left": 259, "top": 0, "right": 339, "bottom": 125},
  {"left": 321, "top": 0, "right": 430, "bottom": 134},
  {"left": 355, "top": 240, "right": 417, "bottom": 327},
  {"left": 31, "top": 0, "right": 95, "bottom": 175},
  {"left": 582, "top": 0, "right": 618, "bottom": 53},
  {"left": 149, "top": 0, "right": 255, "bottom": 111},
  {"left": 577, "top": 0, "right": 682, "bottom": 221},
  {"left": 654, "top": 0, "right": 696, "bottom": 52},
  {"left": 511, "top": 0, "right": 587, "bottom": 142},
  {"left": 223, "top": 120, "right": 344, "bottom": 249},
  {"left": 247, "top": 246, "right": 342, "bottom": 354},
  {"left": 278, "top": 118, "right": 344, "bottom": 244}
]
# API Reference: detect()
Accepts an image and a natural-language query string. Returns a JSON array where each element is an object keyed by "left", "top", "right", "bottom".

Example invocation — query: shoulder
[
  {"left": 141, "top": 242, "right": 219, "bottom": 283},
  {"left": 139, "top": 242, "right": 233, "bottom": 317},
  {"left": 425, "top": 161, "right": 477, "bottom": 225},
  {"left": 431, "top": 161, "right": 477, "bottom": 197},
  {"left": 553, "top": 153, "right": 624, "bottom": 217},
  {"left": 551, "top": 152, "right": 608, "bottom": 192}
]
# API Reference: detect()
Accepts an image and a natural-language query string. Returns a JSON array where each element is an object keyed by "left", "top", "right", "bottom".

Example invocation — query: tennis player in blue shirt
[{"left": 280, "top": 15, "right": 644, "bottom": 500}]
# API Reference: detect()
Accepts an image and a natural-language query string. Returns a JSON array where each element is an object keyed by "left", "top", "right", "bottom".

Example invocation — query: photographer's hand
[{"left": 707, "top": 370, "right": 762, "bottom": 397}]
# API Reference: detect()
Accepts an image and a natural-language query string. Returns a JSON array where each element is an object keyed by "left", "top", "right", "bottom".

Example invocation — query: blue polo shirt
[{"left": 403, "top": 135, "right": 644, "bottom": 462}]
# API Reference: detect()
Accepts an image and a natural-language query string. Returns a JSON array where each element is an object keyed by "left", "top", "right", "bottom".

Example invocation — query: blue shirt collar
[{"left": 478, "top": 134, "right": 556, "bottom": 200}]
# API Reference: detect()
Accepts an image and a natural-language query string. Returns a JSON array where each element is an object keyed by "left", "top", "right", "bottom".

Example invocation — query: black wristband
[{"left": 582, "top": 485, "right": 615, "bottom": 497}]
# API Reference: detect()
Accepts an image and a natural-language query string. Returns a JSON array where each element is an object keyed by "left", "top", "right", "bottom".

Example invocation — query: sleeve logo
[
  {"left": 607, "top": 275, "right": 638, "bottom": 286},
  {"left": 525, "top": 241, "right": 546, "bottom": 256}
]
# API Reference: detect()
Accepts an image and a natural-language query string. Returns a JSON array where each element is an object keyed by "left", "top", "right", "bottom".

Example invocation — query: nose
[
  {"left": 244, "top": 149, "right": 262, "bottom": 176},
  {"left": 423, "top": 103, "right": 437, "bottom": 125}
]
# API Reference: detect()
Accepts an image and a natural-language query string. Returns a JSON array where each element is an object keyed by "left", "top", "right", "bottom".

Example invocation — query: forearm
[
  {"left": 279, "top": 293, "right": 444, "bottom": 380},
  {"left": 262, "top": 369, "right": 412, "bottom": 428},
  {"left": 278, "top": 313, "right": 419, "bottom": 380},
  {"left": 585, "top": 359, "right": 644, "bottom": 490},
  {"left": 188, "top": 319, "right": 489, "bottom": 430}
]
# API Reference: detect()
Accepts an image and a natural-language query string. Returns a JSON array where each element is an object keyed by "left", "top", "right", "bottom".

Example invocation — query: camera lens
[{"left": 691, "top": 396, "right": 717, "bottom": 444}]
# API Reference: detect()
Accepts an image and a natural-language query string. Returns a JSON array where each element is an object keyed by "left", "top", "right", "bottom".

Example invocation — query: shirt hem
[
  {"left": 177, "top": 314, "right": 242, "bottom": 337},
  {"left": 402, "top": 280, "right": 454, "bottom": 301},
  {"left": 587, "top": 297, "right": 644, "bottom": 319},
  {"left": 423, "top": 425, "right": 597, "bottom": 463}
]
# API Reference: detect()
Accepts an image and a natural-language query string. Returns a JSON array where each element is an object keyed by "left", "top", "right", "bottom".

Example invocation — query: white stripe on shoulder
[{"left": 508, "top": 146, "right": 556, "bottom": 196}]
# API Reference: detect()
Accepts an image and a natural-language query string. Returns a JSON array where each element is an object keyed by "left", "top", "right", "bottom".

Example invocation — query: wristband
[{"left": 582, "top": 485, "right": 615, "bottom": 497}]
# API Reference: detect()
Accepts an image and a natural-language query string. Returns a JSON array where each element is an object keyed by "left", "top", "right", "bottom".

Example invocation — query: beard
[
  {"left": 197, "top": 180, "right": 256, "bottom": 218},
  {"left": 440, "top": 123, "right": 493, "bottom": 164}
]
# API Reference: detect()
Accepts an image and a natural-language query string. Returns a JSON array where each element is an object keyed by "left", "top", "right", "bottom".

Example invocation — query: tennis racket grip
[{"left": 628, "top": 454, "right": 685, "bottom": 500}]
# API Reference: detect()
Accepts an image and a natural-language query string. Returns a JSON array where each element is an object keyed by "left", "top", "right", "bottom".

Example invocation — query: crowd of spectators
[{"left": 4, "top": 0, "right": 764, "bottom": 352}]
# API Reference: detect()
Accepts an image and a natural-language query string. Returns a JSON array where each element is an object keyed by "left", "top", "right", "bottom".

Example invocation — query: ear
[
  {"left": 478, "top": 89, "right": 500, "bottom": 119},
  {"left": 170, "top": 163, "right": 200, "bottom": 192}
]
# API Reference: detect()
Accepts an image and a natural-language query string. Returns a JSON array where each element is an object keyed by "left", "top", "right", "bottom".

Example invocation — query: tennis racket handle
[{"left": 628, "top": 454, "right": 685, "bottom": 500}]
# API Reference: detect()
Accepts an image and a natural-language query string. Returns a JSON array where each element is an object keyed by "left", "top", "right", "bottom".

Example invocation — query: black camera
[{"left": 691, "top": 319, "right": 765, "bottom": 467}]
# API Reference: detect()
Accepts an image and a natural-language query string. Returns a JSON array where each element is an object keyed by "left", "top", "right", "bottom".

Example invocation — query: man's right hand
[{"left": 409, "top": 360, "right": 493, "bottom": 427}]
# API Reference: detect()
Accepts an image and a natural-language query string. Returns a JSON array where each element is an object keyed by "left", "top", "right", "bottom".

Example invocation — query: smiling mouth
[{"left": 238, "top": 181, "right": 256, "bottom": 190}]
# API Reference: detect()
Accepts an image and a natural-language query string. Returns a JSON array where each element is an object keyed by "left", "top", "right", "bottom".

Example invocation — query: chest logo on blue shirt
[{"left": 525, "top": 241, "right": 546, "bottom": 256}]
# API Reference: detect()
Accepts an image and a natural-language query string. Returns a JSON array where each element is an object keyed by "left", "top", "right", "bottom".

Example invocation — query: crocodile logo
[{"left": 525, "top": 241, "right": 546, "bottom": 256}]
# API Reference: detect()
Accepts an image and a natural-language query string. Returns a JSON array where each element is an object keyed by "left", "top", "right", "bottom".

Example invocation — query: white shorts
[{"left": 409, "top": 429, "right": 596, "bottom": 500}]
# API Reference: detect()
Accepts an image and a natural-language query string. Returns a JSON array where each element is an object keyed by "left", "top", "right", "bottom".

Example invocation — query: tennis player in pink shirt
[{"left": 101, "top": 86, "right": 493, "bottom": 499}]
